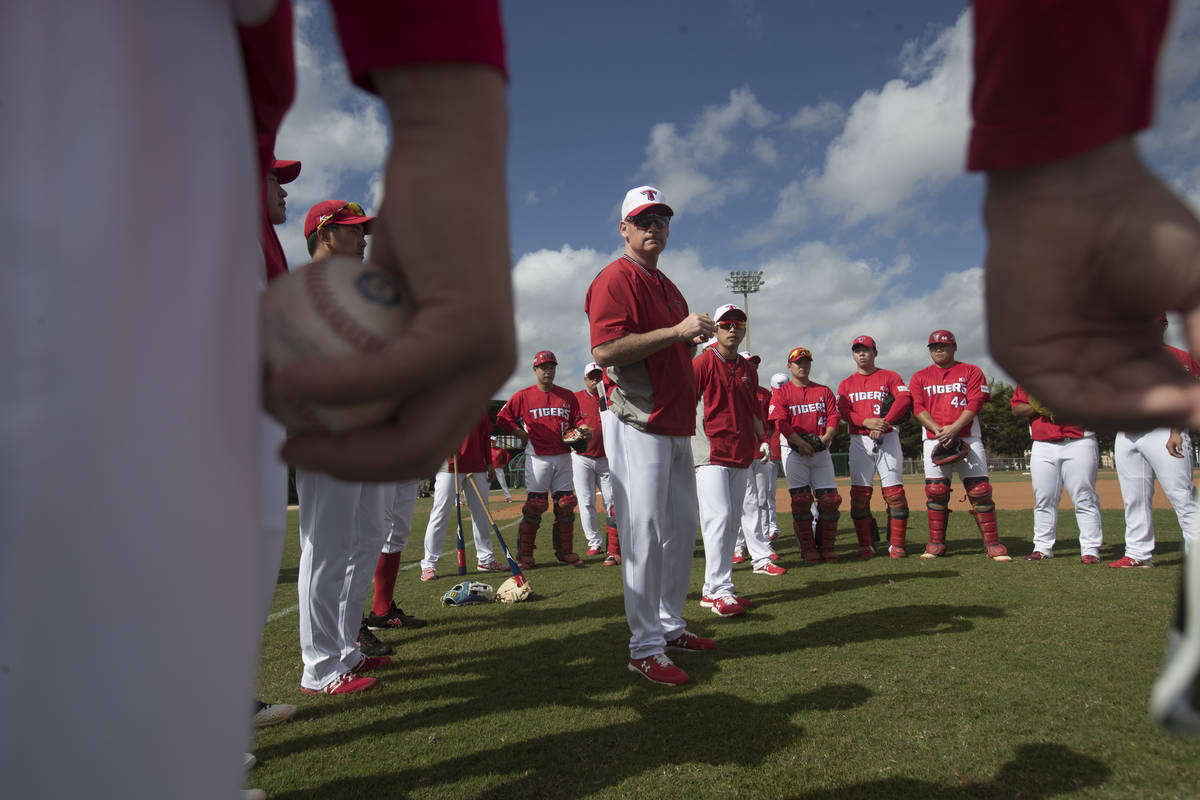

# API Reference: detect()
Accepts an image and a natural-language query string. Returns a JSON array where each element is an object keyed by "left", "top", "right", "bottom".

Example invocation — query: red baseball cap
[
  {"left": 788, "top": 347, "right": 813, "bottom": 363},
  {"left": 851, "top": 335, "right": 877, "bottom": 350},
  {"left": 928, "top": 330, "right": 956, "bottom": 346},
  {"left": 304, "top": 200, "right": 376, "bottom": 239},
  {"left": 533, "top": 350, "right": 558, "bottom": 367},
  {"left": 271, "top": 159, "right": 301, "bottom": 185}
]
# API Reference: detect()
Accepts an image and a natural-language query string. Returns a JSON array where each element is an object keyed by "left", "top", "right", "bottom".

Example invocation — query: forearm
[{"left": 593, "top": 328, "right": 682, "bottom": 367}]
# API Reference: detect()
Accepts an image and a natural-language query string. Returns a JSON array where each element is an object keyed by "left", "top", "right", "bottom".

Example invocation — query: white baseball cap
[
  {"left": 739, "top": 350, "right": 760, "bottom": 365},
  {"left": 621, "top": 185, "right": 673, "bottom": 219},
  {"left": 770, "top": 372, "right": 788, "bottom": 388},
  {"left": 713, "top": 303, "right": 746, "bottom": 322},
  {"left": 583, "top": 362, "right": 602, "bottom": 376}
]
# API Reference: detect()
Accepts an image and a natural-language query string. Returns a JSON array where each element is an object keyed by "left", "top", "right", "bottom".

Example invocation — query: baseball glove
[
  {"left": 800, "top": 433, "right": 827, "bottom": 452},
  {"left": 930, "top": 438, "right": 969, "bottom": 466},
  {"left": 563, "top": 427, "right": 589, "bottom": 454},
  {"left": 496, "top": 576, "right": 532, "bottom": 604},
  {"left": 1026, "top": 393, "right": 1055, "bottom": 420},
  {"left": 441, "top": 581, "right": 495, "bottom": 606},
  {"left": 877, "top": 389, "right": 894, "bottom": 417}
]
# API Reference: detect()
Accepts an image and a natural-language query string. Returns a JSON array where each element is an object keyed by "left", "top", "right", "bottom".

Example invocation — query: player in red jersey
[
  {"left": 572, "top": 363, "right": 617, "bottom": 559},
  {"left": 769, "top": 347, "right": 841, "bottom": 564},
  {"left": 490, "top": 436, "right": 513, "bottom": 503},
  {"left": 837, "top": 335, "right": 913, "bottom": 558},
  {"left": 497, "top": 351, "right": 588, "bottom": 569},
  {"left": 733, "top": 352, "right": 781, "bottom": 566},
  {"left": 908, "top": 330, "right": 1011, "bottom": 561}
]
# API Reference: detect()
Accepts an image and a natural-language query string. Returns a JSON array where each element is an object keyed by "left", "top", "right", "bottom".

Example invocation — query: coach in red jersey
[
  {"left": 572, "top": 363, "right": 619, "bottom": 564},
  {"left": 909, "top": 330, "right": 1011, "bottom": 561},
  {"left": 586, "top": 185, "right": 718, "bottom": 687},
  {"left": 837, "top": 335, "right": 913, "bottom": 558},
  {"left": 497, "top": 351, "right": 588, "bottom": 569},
  {"left": 769, "top": 347, "right": 841, "bottom": 564}
]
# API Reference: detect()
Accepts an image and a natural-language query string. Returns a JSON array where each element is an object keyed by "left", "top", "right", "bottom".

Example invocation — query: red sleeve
[
  {"left": 496, "top": 394, "right": 520, "bottom": 433},
  {"left": 822, "top": 387, "right": 840, "bottom": 431},
  {"left": 965, "top": 368, "right": 989, "bottom": 415},
  {"left": 883, "top": 373, "right": 912, "bottom": 425},
  {"left": 1011, "top": 385, "right": 1029, "bottom": 409},
  {"left": 567, "top": 391, "right": 583, "bottom": 429},
  {"left": 836, "top": 380, "right": 853, "bottom": 426},
  {"left": 586, "top": 266, "right": 636, "bottom": 349},
  {"left": 330, "top": 0, "right": 507, "bottom": 93},
  {"left": 968, "top": 0, "right": 1169, "bottom": 171},
  {"left": 909, "top": 373, "right": 927, "bottom": 417}
]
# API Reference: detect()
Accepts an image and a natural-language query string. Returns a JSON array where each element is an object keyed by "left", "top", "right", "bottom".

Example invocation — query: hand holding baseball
[{"left": 273, "top": 65, "right": 514, "bottom": 481}]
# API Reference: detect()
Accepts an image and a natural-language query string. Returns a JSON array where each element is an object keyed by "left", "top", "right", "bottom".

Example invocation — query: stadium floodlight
[{"left": 725, "top": 270, "right": 765, "bottom": 351}]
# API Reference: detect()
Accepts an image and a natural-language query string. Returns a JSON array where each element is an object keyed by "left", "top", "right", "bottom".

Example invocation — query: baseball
[{"left": 261, "top": 256, "right": 411, "bottom": 432}]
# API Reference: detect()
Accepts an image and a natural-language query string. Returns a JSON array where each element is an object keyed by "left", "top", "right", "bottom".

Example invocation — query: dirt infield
[{"left": 486, "top": 473, "right": 1185, "bottom": 520}]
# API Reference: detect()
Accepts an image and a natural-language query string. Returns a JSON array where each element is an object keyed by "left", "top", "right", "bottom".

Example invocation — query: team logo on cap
[{"left": 641, "top": 189, "right": 658, "bottom": 201}]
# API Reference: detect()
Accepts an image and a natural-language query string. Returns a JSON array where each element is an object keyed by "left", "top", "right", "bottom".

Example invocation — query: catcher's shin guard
[
  {"left": 849, "top": 485, "right": 874, "bottom": 559},
  {"left": 789, "top": 487, "right": 820, "bottom": 564},
  {"left": 605, "top": 521, "right": 621, "bottom": 565},
  {"left": 922, "top": 479, "right": 950, "bottom": 558},
  {"left": 552, "top": 492, "right": 583, "bottom": 566},
  {"left": 882, "top": 484, "right": 909, "bottom": 557},
  {"left": 965, "top": 478, "right": 1010, "bottom": 560},
  {"left": 816, "top": 488, "right": 842, "bottom": 562},
  {"left": 518, "top": 492, "right": 548, "bottom": 569}
]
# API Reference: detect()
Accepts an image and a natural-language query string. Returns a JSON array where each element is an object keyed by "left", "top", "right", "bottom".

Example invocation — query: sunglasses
[
  {"left": 626, "top": 212, "right": 672, "bottom": 230},
  {"left": 716, "top": 319, "right": 746, "bottom": 331},
  {"left": 316, "top": 201, "right": 366, "bottom": 233}
]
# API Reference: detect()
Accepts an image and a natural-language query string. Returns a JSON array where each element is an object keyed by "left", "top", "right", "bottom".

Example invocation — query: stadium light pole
[{"left": 725, "top": 269, "right": 765, "bottom": 352}]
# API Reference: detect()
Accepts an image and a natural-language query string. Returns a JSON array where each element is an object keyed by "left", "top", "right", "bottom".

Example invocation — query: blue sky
[{"left": 275, "top": 1, "right": 1200, "bottom": 399}]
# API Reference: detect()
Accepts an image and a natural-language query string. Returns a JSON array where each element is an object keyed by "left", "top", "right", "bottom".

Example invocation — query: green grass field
[{"left": 251, "top": 495, "right": 1200, "bottom": 799}]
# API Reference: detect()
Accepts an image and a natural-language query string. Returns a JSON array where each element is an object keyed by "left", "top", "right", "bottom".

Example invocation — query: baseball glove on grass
[
  {"left": 442, "top": 581, "right": 495, "bottom": 606},
  {"left": 496, "top": 576, "right": 532, "bottom": 603},
  {"left": 931, "top": 439, "right": 969, "bottom": 466}
]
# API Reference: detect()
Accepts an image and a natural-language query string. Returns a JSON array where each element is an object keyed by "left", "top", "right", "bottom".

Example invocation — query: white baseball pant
[
  {"left": 848, "top": 431, "right": 904, "bottom": 488},
  {"left": 766, "top": 459, "right": 781, "bottom": 535},
  {"left": 383, "top": 478, "right": 421, "bottom": 554},
  {"left": 572, "top": 452, "right": 614, "bottom": 550},
  {"left": 525, "top": 451, "right": 575, "bottom": 494},
  {"left": 605, "top": 416, "right": 699, "bottom": 659},
  {"left": 420, "top": 471, "right": 495, "bottom": 570},
  {"left": 1029, "top": 437, "right": 1103, "bottom": 557},
  {"left": 1115, "top": 429, "right": 1198, "bottom": 562},
  {"left": 2, "top": 6, "right": 261, "bottom": 797},
  {"left": 296, "top": 473, "right": 389, "bottom": 690},
  {"left": 735, "top": 459, "right": 777, "bottom": 567},
  {"left": 495, "top": 466, "right": 512, "bottom": 500},
  {"left": 782, "top": 446, "right": 838, "bottom": 489},
  {"left": 922, "top": 436, "right": 989, "bottom": 480},
  {"left": 697, "top": 464, "right": 749, "bottom": 600}
]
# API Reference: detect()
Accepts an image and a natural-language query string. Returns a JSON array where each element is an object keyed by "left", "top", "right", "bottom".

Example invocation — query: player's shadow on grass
[
  {"left": 266, "top": 683, "right": 871, "bottom": 800},
  {"left": 745, "top": 569, "right": 962, "bottom": 605},
  {"left": 786, "top": 741, "right": 1109, "bottom": 799}
]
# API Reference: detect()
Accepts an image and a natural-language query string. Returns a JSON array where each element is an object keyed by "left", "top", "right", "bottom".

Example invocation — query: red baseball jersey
[
  {"left": 768, "top": 381, "right": 839, "bottom": 439},
  {"left": 573, "top": 388, "right": 607, "bottom": 459},
  {"left": 909, "top": 361, "right": 989, "bottom": 439},
  {"left": 447, "top": 412, "right": 493, "bottom": 473},
  {"left": 496, "top": 384, "right": 582, "bottom": 456},
  {"left": 836, "top": 369, "right": 912, "bottom": 435},
  {"left": 692, "top": 346, "right": 759, "bottom": 468},
  {"left": 1011, "top": 385, "right": 1086, "bottom": 441},
  {"left": 1165, "top": 344, "right": 1200, "bottom": 379},
  {"left": 585, "top": 256, "right": 695, "bottom": 437},
  {"left": 490, "top": 445, "right": 510, "bottom": 470}
]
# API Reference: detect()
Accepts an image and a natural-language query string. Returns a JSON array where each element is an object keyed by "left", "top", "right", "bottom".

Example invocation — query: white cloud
[
  {"left": 497, "top": 236, "right": 1001, "bottom": 400},
  {"left": 786, "top": 99, "right": 845, "bottom": 132},
  {"left": 641, "top": 87, "right": 776, "bottom": 214},
  {"left": 745, "top": 10, "right": 972, "bottom": 246},
  {"left": 273, "top": 0, "right": 389, "bottom": 266}
]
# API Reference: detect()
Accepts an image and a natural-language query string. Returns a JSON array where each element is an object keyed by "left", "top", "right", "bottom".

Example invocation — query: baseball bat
[
  {"left": 465, "top": 472, "right": 527, "bottom": 587},
  {"left": 452, "top": 456, "right": 466, "bottom": 576}
]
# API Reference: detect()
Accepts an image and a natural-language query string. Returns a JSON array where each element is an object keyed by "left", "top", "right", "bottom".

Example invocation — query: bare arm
[{"left": 592, "top": 312, "right": 714, "bottom": 367}]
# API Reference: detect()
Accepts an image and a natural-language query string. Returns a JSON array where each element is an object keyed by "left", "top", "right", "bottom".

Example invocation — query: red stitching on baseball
[{"left": 306, "top": 262, "right": 389, "bottom": 353}]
